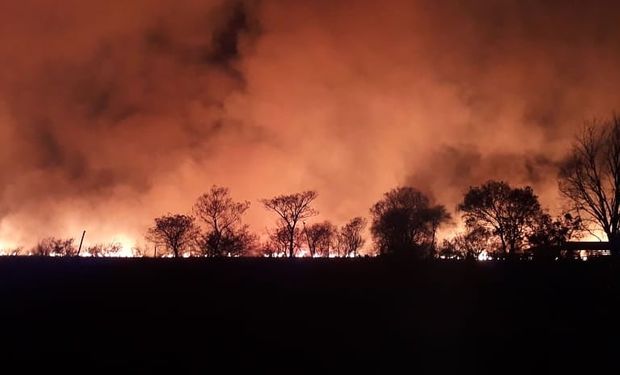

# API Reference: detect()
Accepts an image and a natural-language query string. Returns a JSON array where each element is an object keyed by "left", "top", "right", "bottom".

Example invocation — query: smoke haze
[{"left": 1, "top": 0, "right": 619, "bottom": 249}]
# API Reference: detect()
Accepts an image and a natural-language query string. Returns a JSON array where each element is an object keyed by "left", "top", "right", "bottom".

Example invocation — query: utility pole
[{"left": 77, "top": 230, "right": 86, "bottom": 256}]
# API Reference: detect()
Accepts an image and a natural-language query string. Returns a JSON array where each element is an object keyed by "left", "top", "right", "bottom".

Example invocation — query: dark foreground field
[{"left": 1, "top": 257, "right": 619, "bottom": 372}]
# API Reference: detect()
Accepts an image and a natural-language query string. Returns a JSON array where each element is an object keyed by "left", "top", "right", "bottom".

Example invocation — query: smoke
[
  {"left": 0, "top": 0, "right": 619, "bottom": 248},
  {"left": 0, "top": 0, "right": 255, "bottom": 246}
]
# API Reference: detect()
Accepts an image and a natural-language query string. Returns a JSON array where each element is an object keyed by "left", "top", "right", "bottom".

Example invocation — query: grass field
[{"left": 1, "top": 257, "right": 618, "bottom": 372}]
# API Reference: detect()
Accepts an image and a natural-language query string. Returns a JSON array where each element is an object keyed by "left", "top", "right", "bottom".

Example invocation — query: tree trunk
[
  {"left": 288, "top": 231, "right": 294, "bottom": 258},
  {"left": 499, "top": 235, "right": 507, "bottom": 260},
  {"left": 609, "top": 232, "right": 620, "bottom": 257},
  {"left": 507, "top": 241, "right": 517, "bottom": 261},
  {"left": 214, "top": 232, "right": 221, "bottom": 257}
]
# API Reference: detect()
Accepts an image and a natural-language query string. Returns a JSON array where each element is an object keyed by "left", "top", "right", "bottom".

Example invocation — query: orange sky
[{"left": 0, "top": 0, "right": 619, "bottom": 250}]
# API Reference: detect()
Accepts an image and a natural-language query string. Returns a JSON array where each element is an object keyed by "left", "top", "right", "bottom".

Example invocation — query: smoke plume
[{"left": 0, "top": 0, "right": 619, "bottom": 249}]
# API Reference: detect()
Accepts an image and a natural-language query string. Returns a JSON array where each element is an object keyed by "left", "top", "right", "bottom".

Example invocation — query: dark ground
[{"left": 0, "top": 257, "right": 618, "bottom": 373}]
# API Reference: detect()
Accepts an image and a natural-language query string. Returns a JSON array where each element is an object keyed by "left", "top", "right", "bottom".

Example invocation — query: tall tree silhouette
[
  {"left": 147, "top": 214, "right": 199, "bottom": 258},
  {"left": 338, "top": 217, "right": 367, "bottom": 257},
  {"left": 193, "top": 185, "right": 253, "bottom": 257},
  {"left": 559, "top": 115, "right": 620, "bottom": 255},
  {"left": 458, "top": 181, "right": 542, "bottom": 258},
  {"left": 304, "top": 221, "right": 336, "bottom": 257},
  {"left": 370, "top": 187, "right": 450, "bottom": 256},
  {"left": 261, "top": 191, "right": 318, "bottom": 257}
]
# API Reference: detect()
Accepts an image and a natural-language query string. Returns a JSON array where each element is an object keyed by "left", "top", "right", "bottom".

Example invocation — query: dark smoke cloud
[
  {"left": 407, "top": 145, "right": 561, "bottom": 211},
  {"left": 0, "top": 0, "right": 619, "bottom": 249},
  {"left": 0, "top": 0, "right": 258, "bottom": 246}
]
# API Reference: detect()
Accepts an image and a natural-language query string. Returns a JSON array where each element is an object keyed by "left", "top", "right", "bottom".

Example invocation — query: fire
[
  {"left": 580, "top": 230, "right": 606, "bottom": 242},
  {"left": 0, "top": 240, "right": 21, "bottom": 255},
  {"left": 113, "top": 235, "right": 136, "bottom": 257},
  {"left": 79, "top": 234, "right": 135, "bottom": 257}
]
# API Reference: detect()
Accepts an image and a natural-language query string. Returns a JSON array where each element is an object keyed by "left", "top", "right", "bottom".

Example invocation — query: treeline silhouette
[{"left": 6, "top": 115, "right": 620, "bottom": 260}]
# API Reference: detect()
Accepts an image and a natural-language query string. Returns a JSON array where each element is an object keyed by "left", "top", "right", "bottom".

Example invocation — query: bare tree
[
  {"left": 261, "top": 191, "right": 318, "bottom": 257},
  {"left": 193, "top": 185, "right": 252, "bottom": 257},
  {"left": 31, "top": 240, "right": 53, "bottom": 256},
  {"left": 146, "top": 214, "right": 199, "bottom": 258},
  {"left": 338, "top": 217, "right": 367, "bottom": 257},
  {"left": 458, "top": 181, "right": 542, "bottom": 257},
  {"left": 559, "top": 115, "right": 620, "bottom": 255},
  {"left": 263, "top": 225, "right": 304, "bottom": 257},
  {"left": 31, "top": 237, "right": 77, "bottom": 256},
  {"left": 304, "top": 221, "right": 336, "bottom": 257},
  {"left": 86, "top": 242, "right": 123, "bottom": 257}
]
